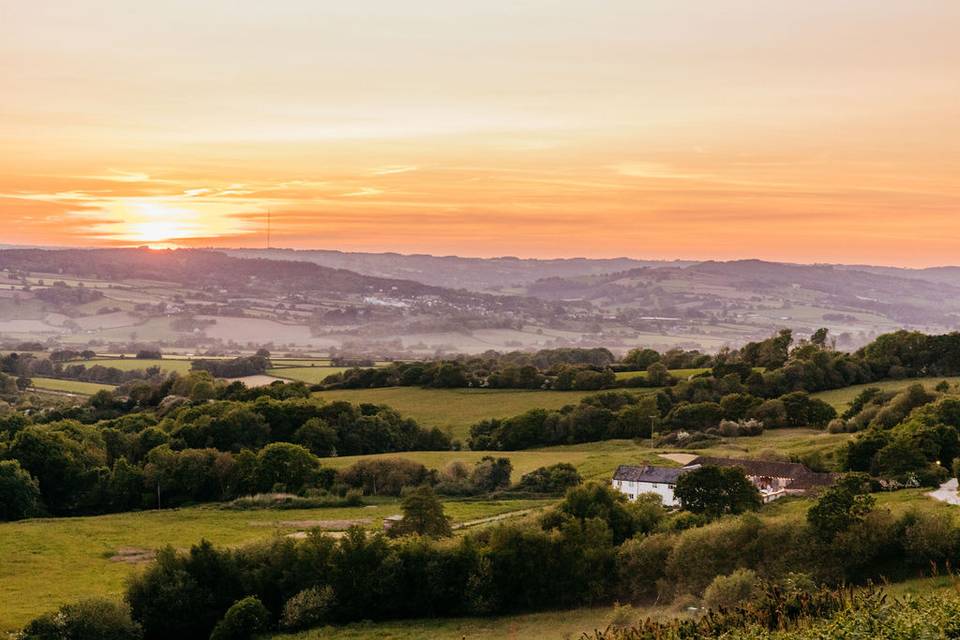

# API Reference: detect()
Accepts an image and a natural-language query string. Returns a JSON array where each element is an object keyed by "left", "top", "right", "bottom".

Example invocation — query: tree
[
  {"left": 624, "top": 347, "right": 661, "bottom": 369},
  {"left": 209, "top": 597, "right": 270, "bottom": 640},
  {"left": 807, "top": 473, "right": 875, "bottom": 541},
  {"left": 390, "top": 485, "right": 451, "bottom": 538},
  {"left": 470, "top": 456, "right": 512, "bottom": 492},
  {"left": 518, "top": 463, "right": 582, "bottom": 494},
  {"left": 673, "top": 466, "right": 761, "bottom": 518},
  {"left": 545, "top": 482, "right": 649, "bottom": 544},
  {"left": 0, "top": 459, "right": 42, "bottom": 521},
  {"left": 255, "top": 442, "right": 322, "bottom": 493},
  {"left": 645, "top": 363, "right": 671, "bottom": 387},
  {"left": 20, "top": 599, "right": 143, "bottom": 640}
]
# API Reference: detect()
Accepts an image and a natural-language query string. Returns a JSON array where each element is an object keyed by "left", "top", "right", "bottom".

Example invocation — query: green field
[
  {"left": 0, "top": 497, "right": 552, "bottom": 633},
  {"left": 30, "top": 377, "right": 116, "bottom": 395},
  {"left": 89, "top": 358, "right": 196, "bottom": 373},
  {"left": 615, "top": 367, "right": 710, "bottom": 380},
  {"left": 811, "top": 376, "right": 960, "bottom": 411},
  {"left": 313, "top": 387, "right": 621, "bottom": 440},
  {"left": 270, "top": 367, "right": 353, "bottom": 384},
  {"left": 273, "top": 604, "right": 680, "bottom": 640}
]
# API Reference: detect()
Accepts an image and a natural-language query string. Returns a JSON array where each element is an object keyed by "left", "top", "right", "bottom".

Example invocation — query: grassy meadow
[
  {"left": 30, "top": 377, "right": 116, "bottom": 395},
  {"left": 312, "top": 387, "right": 626, "bottom": 440},
  {"left": 0, "top": 497, "right": 553, "bottom": 633},
  {"left": 811, "top": 376, "right": 960, "bottom": 411},
  {"left": 615, "top": 367, "right": 709, "bottom": 380},
  {"left": 272, "top": 604, "right": 684, "bottom": 640}
]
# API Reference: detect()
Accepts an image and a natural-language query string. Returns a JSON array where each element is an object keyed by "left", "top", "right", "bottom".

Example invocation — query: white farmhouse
[
  {"left": 611, "top": 464, "right": 695, "bottom": 507},
  {"left": 611, "top": 457, "right": 835, "bottom": 507}
]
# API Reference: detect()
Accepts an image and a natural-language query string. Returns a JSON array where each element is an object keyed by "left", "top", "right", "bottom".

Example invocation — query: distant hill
[
  {"left": 223, "top": 248, "right": 693, "bottom": 291},
  {"left": 0, "top": 248, "right": 442, "bottom": 297},
  {"left": 523, "top": 259, "right": 960, "bottom": 328}
]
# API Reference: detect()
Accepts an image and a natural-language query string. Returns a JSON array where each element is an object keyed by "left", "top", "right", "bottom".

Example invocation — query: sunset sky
[{"left": 2, "top": 1, "right": 958, "bottom": 265}]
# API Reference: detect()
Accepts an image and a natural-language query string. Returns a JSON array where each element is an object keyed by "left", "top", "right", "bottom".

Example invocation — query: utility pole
[{"left": 267, "top": 209, "right": 271, "bottom": 250}]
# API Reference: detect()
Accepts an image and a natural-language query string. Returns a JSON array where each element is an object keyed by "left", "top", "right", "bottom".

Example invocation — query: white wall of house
[{"left": 611, "top": 479, "right": 678, "bottom": 506}]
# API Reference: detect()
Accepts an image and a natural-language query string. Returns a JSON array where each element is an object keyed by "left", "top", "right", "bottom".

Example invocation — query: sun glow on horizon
[{"left": 88, "top": 200, "right": 261, "bottom": 247}]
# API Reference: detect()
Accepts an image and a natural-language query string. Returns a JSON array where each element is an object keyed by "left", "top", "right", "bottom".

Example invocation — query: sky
[{"left": 1, "top": 0, "right": 959, "bottom": 266}]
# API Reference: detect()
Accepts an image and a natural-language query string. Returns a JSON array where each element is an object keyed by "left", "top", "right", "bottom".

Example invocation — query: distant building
[
  {"left": 611, "top": 464, "right": 696, "bottom": 507},
  {"left": 612, "top": 456, "right": 834, "bottom": 506}
]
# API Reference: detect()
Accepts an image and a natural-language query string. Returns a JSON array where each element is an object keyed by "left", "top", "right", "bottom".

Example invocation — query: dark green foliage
[
  {"left": 517, "top": 463, "right": 582, "bottom": 493},
  {"left": 543, "top": 482, "right": 654, "bottom": 544},
  {"left": 338, "top": 458, "right": 436, "bottom": 496},
  {"left": 469, "top": 456, "right": 513, "bottom": 491},
  {"left": 673, "top": 466, "right": 761, "bottom": 518},
  {"left": 0, "top": 459, "right": 42, "bottom": 520},
  {"left": 208, "top": 597, "right": 270, "bottom": 640},
  {"left": 21, "top": 599, "right": 142, "bottom": 640},
  {"left": 807, "top": 473, "right": 875, "bottom": 541},
  {"left": 469, "top": 392, "right": 658, "bottom": 450},
  {"left": 279, "top": 586, "right": 334, "bottom": 631},
  {"left": 389, "top": 485, "right": 452, "bottom": 538}
]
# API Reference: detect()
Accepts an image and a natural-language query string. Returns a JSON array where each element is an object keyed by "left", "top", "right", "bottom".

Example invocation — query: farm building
[
  {"left": 612, "top": 456, "right": 834, "bottom": 506},
  {"left": 611, "top": 464, "right": 694, "bottom": 506}
]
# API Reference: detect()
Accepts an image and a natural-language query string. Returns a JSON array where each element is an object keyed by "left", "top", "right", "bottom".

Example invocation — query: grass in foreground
[
  {"left": 0, "top": 498, "right": 550, "bottom": 633},
  {"left": 271, "top": 604, "right": 681, "bottom": 640}
]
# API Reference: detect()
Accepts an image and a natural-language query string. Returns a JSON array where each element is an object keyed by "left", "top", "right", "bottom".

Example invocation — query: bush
[
  {"left": 20, "top": 599, "right": 143, "bottom": 640},
  {"left": 0, "top": 459, "right": 42, "bottom": 521},
  {"left": 279, "top": 586, "right": 334, "bottom": 631},
  {"left": 517, "top": 463, "right": 582, "bottom": 494},
  {"left": 209, "top": 597, "right": 270, "bottom": 640},
  {"left": 702, "top": 568, "right": 759, "bottom": 609}
]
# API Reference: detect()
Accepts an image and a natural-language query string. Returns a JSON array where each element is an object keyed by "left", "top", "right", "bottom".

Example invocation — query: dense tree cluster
[
  {"left": 322, "top": 348, "right": 620, "bottom": 391},
  {"left": 190, "top": 355, "right": 271, "bottom": 378},
  {"left": 469, "top": 391, "right": 659, "bottom": 450},
  {"left": 843, "top": 391, "right": 960, "bottom": 485},
  {"left": 0, "top": 393, "right": 450, "bottom": 519}
]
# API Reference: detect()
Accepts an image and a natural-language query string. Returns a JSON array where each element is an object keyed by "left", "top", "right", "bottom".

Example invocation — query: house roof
[
  {"left": 612, "top": 464, "right": 690, "bottom": 484},
  {"left": 684, "top": 456, "right": 835, "bottom": 489},
  {"left": 684, "top": 456, "right": 809, "bottom": 478}
]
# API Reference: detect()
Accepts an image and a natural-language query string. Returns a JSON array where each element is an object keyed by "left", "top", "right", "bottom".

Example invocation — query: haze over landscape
[{"left": 5, "top": 3, "right": 960, "bottom": 640}]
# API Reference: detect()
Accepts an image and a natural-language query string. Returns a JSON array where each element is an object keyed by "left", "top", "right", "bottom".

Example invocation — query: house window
[{"left": 652, "top": 483, "right": 658, "bottom": 488}]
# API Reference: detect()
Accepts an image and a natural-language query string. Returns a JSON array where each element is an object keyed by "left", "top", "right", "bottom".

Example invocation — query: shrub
[
  {"left": 517, "top": 463, "right": 582, "bottom": 494},
  {"left": 0, "top": 459, "right": 42, "bottom": 521},
  {"left": 20, "top": 599, "right": 143, "bottom": 640},
  {"left": 209, "top": 597, "right": 270, "bottom": 640},
  {"left": 279, "top": 586, "right": 334, "bottom": 631},
  {"left": 702, "top": 568, "right": 759, "bottom": 609}
]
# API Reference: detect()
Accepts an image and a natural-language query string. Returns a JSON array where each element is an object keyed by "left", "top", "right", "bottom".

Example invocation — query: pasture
[
  {"left": 270, "top": 366, "right": 353, "bottom": 384},
  {"left": 272, "top": 604, "right": 681, "bottom": 640},
  {"left": 615, "top": 367, "right": 709, "bottom": 380},
  {"left": 0, "top": 497, "right": 552, "bottom": 633},
  {"left": 811, "top": 376, "right": 960, "bottom": 411},
  {"left": 313, "top": 387, "right": 620, "bottom": 440},
  {"left": 30, "top": 377, "right": 116, "bottom": 395}
]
